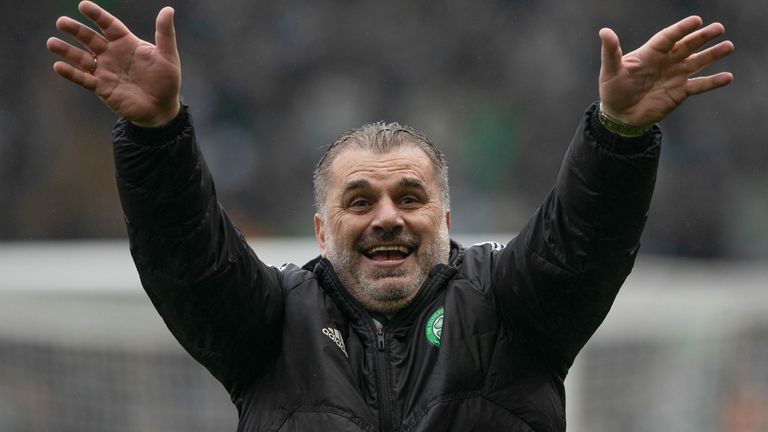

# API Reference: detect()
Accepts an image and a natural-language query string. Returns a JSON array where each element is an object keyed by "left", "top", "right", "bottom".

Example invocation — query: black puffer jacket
[{"left": 113, "top": 103, "right": 660, "bottom": 432}]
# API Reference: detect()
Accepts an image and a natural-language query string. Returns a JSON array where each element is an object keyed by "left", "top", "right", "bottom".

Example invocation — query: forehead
[{"left": 328, "top": 146, "right": 437, "bottom": 189}]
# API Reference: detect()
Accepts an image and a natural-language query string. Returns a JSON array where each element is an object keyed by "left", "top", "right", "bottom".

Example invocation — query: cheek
[
  {"left": 329, "top": 214, "right": 367, "bottom": 243},
  {"left": 412, "top": 209, "right": 447, "bottom": 234}
]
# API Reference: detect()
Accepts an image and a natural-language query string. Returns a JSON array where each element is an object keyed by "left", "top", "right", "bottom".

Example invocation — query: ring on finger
[{"left": 88, "top": 55, "right": 98, "bottom": 74}]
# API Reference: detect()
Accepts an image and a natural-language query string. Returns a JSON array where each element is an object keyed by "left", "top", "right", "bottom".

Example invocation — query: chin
[
  {"left": 359, "top": 276, "right": 423, "bottom": 312},
  {"left": 364, "top": 295, "right": 416, "bottom": 315}
]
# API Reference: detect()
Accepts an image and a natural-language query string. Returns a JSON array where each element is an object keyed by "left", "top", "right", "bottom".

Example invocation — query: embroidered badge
[{"left": 425, "top": 307, "right": 444, "bottom": 348}]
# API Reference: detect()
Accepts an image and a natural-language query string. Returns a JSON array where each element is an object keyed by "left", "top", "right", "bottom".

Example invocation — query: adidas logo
[{"left": 322, "top": 327, "right": 348, "bottom": 358}]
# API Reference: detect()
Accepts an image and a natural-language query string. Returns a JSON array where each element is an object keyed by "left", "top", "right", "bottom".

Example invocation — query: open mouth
[{"left": 363, "top": 245, "right": 414, "bottom": 261}]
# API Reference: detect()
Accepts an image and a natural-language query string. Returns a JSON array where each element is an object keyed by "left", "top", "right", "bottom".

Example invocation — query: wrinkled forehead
[{"left": 327, "top": 145, "right": 439, "bottom": 190}]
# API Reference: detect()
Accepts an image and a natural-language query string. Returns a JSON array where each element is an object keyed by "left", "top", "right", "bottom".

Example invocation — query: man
[{"left": 47, "top": 2, "right": 733, "bottom": 431}]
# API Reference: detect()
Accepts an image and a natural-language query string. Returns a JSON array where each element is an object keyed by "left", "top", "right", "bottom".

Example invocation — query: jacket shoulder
[
  {"left": 277, "top": 262, "right": 318, "bottom": 293},
  {"left": 455, "top": 241, "right": 507, "bottom": 294}
]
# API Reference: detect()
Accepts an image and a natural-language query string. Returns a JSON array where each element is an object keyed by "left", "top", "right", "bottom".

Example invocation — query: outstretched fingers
[
  {"left": 155, "top": 7, "right": 178, "bottom": 59},
  {"left": 55, "top": 16, "right": 108, "bottom": 55},
  {"left": 670, "top": 22, "right": 726, "bottom": 62},
  {"left": 52, "top": 61, "right": 98, "bottom": 91},
  {"left": 78, "top": 0, "right": 131, "bottom": 41},
  {"left": 683, "top": 40, "right": 734, "bottom": 75},
  {"left": 599, "top": 27, "right": 622, "bottom": 78},
  {"left": 685, "top": 73, "right": 734, "bottom": 96},
  {"left": 47, "top": 37, "right": 98, "bottom": 74},
  {"left": 647, "top": 15, "right": 703, "bottom": 53}
]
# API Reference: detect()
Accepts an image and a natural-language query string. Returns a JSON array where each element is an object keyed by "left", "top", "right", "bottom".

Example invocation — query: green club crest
[{"left": 425, "top": 307, "right": 444, "bottom": 348}]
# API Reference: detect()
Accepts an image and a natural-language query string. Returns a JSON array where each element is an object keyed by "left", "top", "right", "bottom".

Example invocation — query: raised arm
[
  {"left": 47, "top": 0, "right": 181, "bottom": 126},
  {"left": 47, "top": 2, "right": 284, "bottom": 397},
  {"left": 492, "top": 17, "right": 733, "bottom": 375}
]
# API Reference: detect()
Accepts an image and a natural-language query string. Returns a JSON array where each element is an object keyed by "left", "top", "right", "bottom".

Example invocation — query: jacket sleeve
[
  {"left": 491, "top": 103, "right": 661, "bottom": 376},
  {"left": 112, "top": 106, "right": 284, "bottom": 398}
]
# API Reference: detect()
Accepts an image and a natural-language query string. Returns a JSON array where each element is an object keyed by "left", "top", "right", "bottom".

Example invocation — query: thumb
[
  {"left": 155, "top": 6, "right": 178, "bottom": 60},
  {"left": 599, "top": 27, "right": 622, "bottom": 79}
]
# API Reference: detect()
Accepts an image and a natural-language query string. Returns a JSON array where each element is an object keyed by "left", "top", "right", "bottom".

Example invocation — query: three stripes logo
[
  {"left": 322, "top": 327, "right": 348, "bottom": 358},
  {"left": 472, "top": 241, "right": 505, "bottom": 251}
]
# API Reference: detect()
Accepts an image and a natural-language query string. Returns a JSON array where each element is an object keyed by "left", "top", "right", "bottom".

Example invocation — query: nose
[{"left": 371, "top": 197, "right": 404, "bottom": 232}]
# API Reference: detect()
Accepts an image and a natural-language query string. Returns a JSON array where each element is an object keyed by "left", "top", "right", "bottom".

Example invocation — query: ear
[
  {"left": 445, "top": 209, "right": 451, "bottom": 230},
  {"left": 314, "top": 213, "right": 327, "bottom": 256}
]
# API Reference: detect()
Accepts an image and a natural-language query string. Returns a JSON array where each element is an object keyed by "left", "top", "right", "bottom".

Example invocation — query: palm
[
  {"left": 47, "top": 1, "right": 181, "bottom": 127},
  {"left": 598, "top": 16, "right": 733, "bottom": 127},
  {"left": 95, "top": 38, "right": 180, "bottom": 124},
  {"left": 601, "top": 51, "right": 687, "bottom": 125}
]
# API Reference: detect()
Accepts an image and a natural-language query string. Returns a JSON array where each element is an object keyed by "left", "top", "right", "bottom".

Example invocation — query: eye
[
  {"left": 400, "top": 196, "right": 421, "bottom": 206},
  {"left": 349, "top": 198, "right": 371, "bottom": 208}
]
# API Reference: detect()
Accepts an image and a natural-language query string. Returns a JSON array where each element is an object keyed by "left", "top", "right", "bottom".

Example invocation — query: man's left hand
[{"left": 598, "top": 16, "right": 734, "bottom": 128}]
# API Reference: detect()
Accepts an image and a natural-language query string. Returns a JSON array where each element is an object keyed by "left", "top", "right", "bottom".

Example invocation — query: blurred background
[{"left": 1, "top": 0, "right": 766, "bottom": 431}]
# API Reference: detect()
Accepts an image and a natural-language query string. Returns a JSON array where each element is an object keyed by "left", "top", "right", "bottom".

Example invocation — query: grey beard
[{"left": 325, "top": 224, "right": 450, "bottom": 314}]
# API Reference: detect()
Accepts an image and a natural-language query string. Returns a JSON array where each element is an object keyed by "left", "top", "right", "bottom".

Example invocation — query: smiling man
[
  {"left": 314, "top": 125, "right": 452, "bottom": 316},
  {"left": 47, "top": 2, "right": 733, "bottom": 431}
]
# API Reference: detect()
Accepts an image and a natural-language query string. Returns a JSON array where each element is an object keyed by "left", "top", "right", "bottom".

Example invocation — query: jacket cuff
[
  {"left": 586, "top": 102, "right": 661, "bottom": 155},
  {"left": 118, "top": 104, "right": 191, "bottom": 147}
]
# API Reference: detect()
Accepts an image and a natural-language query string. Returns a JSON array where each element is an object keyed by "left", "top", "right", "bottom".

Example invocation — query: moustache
[{"left": 355, "top": 229, "right": 420, "bottom": 252}]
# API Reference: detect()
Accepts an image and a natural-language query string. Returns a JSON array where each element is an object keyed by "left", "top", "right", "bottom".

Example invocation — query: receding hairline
[{"left": 328, "top": 140, "right": 440, "bottom": 170}]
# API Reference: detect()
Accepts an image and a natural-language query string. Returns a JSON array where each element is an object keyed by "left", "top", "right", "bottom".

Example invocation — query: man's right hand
[{"left": 47, "top": 1, "right": 181, "bottom": 127}]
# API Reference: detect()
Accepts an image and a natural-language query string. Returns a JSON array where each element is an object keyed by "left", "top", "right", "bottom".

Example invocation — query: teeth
[{"left": 367, "top": 245, "right": 410, "bottom": 255}]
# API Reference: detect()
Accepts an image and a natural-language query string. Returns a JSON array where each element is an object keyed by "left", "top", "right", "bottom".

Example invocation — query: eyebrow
[
  {"left": 340, "top": 176, "right": 430, "bottom": 196},
  {"left": 398, "top": 177, "right": 428, "bottom": 193},
  {"left": 341, "top": 179, "right": 371, "bottom": 195}
]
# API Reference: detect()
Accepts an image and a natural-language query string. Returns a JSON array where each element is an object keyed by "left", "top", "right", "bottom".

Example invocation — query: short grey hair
[{"left": 313, "top": 121, "right": 450, "bottom": 217}]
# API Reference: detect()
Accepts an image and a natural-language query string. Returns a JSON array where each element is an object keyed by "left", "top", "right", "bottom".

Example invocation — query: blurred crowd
[{"left": 1, "top": 0, "right": 766, "bottom": 259}]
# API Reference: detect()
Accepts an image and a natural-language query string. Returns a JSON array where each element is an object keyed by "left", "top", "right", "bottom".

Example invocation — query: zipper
[
  {"left": 374, "top": 325, "right": 394, "bottom": 432},
  {"left": 318, "top": 258, "right": 457, "bottom": 432},
  {"left": 377, "top": 327, "right": 385, "bottom": 351}
]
